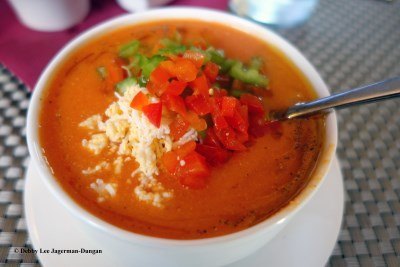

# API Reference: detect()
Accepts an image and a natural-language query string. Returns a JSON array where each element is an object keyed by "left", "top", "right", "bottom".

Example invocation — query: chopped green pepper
[
  {"left": 119, "top": 40, "right": 140, "bottom": 59},
  {"left": 141, "top": 55, "right": 166, "bottom": 78},
  {"left": 157, "top": 46, "right": 187, "bottom": 56},
  {"left": 206, "top": 48, "right": 236, "bottom": 73},
  {"left": 138, "top": 75, "right": 148, "bottom": 87},
  {"left": 158, "top": 38, "right": 187, "bottom": 56},
  {"left": 220, "top": 59, "right": 236, "bottom": 73},
  {"left": 189, "top": 46, "right": 211, "bottom": 63},
  {"left": 96, "top": 66, "right": 107, "bottom": 80},
  {"left": 130, "top": 53, "right": 145, "bottom": 67},
  {"left": 229, "top": 62, "right": 268, "bottom": 87},
  {"left": 207, "top": 47, "right": 225, "bottom": 66},
  {"left": 115, "top": 77, "right": 137, "bottom": 96}
]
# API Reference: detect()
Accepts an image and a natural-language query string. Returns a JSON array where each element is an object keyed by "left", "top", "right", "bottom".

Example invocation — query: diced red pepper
[
  {"left": 175, "top": 141, "right": 197, "bottom": 158},
  {"left": 240, "top": 94, "right": 265, "bottom": 115},
  {"left": 150, "top": 66, "right": 172, "bottom": 85},
  {"left": 228, "top": 105, "right": 249, "bottom": 143},
  {"left": 183, "top": 111, "right": 207, "bottom": 131},
  {"left": 238, "top": 105, "right": 249, "bottom": 126},
  {"left": 161, "top": 150, "right": 179, "bottom": 174},
  {"left": 169, "top": 114, "right": 190, "bottom": 141},
  {"left": 203, "top": 62, "right": 220, "bottom": 83},
  {"left": 235, "top": 130, "right": 249, "bottom": 143},
  {"left": 214, "top": 126, "right": 246, "bottom": 151},
  {"left": 185, "top": 94, "right": 212, "bottom": 115},
  {"left": 225, "top": 104, "right": 248, "bottom": 135},
  {"left": 212, "top": 112, "right": 229, "bottom": 130},
  {"left": 161, "top": 141, "right": 197, "bottom": 176},
  {"left": 248, "top": 113, "right": 266, "bottom": 138},
  {"left": 106, "top": 58, "right": 125, "bottom": 89},
  {"left": 142, "top": 102, "right": 162, "bottom": 128},
  {"left": 161, "top": 94, "right": 187, "bottom": 116},
  {"left": 208, "top": 97, "right": 220, "bottom": 114},
  {"left": 203, "top": 127, "right": 222, "bottom": 147},
  {"left": 248, "top": 115, "right": 282, "bottom": 138},
  {"left": 130, "top": 91, "right": 149, "bottom": 110},
  {"left": 173, "top": 58, "right": 198, "bottom": 82},
  {"left": 164, "top": 80, "right": 187, "bottom": 96},
  {"left": 183, "top": 50, "right": 205, "bottom": 68},
  {"left": 196, "top": 144, "right": 231, "bottom": 165},
  {"left": 177, "top": 151, "right": 210, "bottom": 189},
  {"left": 159, "top": 60, "right": 176, "bottom": 76},
  {"left": 213, "top": 88, "right": 228, "bottom": 98},
  {"left": 147, "top": 66, "right": 173, "bottom": 95},
  {"left": 163, "top": 150, "right": 210, "bottom": 189},
  {"left": 221, "top": 96, "right": 238, "bottom": 117},
  {"left": 189, "top": 74, "right": 209, "bottom": 96}
]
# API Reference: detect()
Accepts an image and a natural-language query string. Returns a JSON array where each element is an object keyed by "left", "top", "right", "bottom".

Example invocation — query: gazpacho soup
[{"left": 39, "top": 20, "right": 325, "bottom": 239}]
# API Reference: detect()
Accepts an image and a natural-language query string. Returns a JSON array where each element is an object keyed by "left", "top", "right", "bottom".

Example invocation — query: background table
[{"left": 1, "top": 0, "right": 400, "bottom": 266}]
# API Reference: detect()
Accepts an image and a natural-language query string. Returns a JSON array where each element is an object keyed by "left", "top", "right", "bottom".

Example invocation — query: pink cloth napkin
[{"left": 0, "top": 0, "right": 228, "bottom": 90}]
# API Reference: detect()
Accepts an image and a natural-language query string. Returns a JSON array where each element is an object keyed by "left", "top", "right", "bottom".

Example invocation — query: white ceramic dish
[
  {"left": 8, "top": 0, "right": 90, "bottom": 32},
  {"left": 26, "top": 8, "right": 338, "bottom": 267},
  {"left": 24, "top": 157, "right": 344, "bottom": 267}
]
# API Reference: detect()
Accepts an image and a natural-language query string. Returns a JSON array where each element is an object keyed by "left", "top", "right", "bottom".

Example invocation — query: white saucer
[{"left": 24, "top": 157, "right": 344, "bottom": 267}]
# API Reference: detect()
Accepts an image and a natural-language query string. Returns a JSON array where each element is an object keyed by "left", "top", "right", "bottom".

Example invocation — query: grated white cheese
[
  {"left": 105, "top": 183, "right": 116, "bottom": 197},
  {"left": 79, "top": 84, "right": 198, "bottom": 207},
  {"left": 131, "top": 168, "right": 140, "bottom": 178},
  {"left": 113, "top": 156, "right": 124, "bottom": 175},
  {"left": 79, "top": 114, "right": 105, "bottom": 131},
  {"left": 173, "top": 127, "right": 198, "bottom": 148},
  {"left": 134, "top": 173, "right": 173, "bottom": 208},
  {"left": 82, "top": 161, "right": 110, "bottom": 175},
  {"left": 82, "top": 133, "right": 108, "bottom": 155},
  {"left": 90, "top": 179, "right": 117, "bottom": 202},
  {"left": 105, "top": 119, "right": 130, "bottom": 143},
  {"left": 104, "top": 85, "right": 174, "bottom": 177}
]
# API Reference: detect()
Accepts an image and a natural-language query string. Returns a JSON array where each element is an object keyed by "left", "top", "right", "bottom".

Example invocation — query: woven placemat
[
  {"left": 0, "top": 0, "right": 400, "bottom": 266},
  {"left": 278, "top": 0, "right": 400, "bottom": 266}
]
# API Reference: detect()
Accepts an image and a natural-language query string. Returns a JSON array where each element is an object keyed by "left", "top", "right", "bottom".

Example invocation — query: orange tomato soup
[{"left": 39, "top": 20, "right": 324, "bottom": 239}]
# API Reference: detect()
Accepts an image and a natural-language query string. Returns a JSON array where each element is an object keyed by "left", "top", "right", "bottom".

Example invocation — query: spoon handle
[{"left": 285, "top": 76, "right": 400, "bottom": 119}]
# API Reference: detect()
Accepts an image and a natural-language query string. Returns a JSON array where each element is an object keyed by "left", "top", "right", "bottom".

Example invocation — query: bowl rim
[{"left": 26, "top": 7, "right": 338, "bottom": 247}]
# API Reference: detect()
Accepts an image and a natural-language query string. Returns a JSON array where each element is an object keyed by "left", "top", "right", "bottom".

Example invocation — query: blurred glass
[
  {"left": 229, "top": 0, "right": 318, "bottom": 28},
  {"left": 116, "top": 0, "right": 173, "bottom": 13}
]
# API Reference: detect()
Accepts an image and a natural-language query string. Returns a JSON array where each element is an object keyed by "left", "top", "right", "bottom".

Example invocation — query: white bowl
[{"left": 27, "top": 8, "right": 337, "bottom": 267}]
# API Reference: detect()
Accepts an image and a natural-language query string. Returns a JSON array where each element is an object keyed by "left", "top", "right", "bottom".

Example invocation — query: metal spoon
[{"left": 272, "top": 76, "right": 400, "bottom": 120}]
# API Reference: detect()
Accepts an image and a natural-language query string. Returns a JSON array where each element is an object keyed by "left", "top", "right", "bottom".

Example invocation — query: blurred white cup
[
  {"left": 229, "top": 0, "right": 318, "bottom": 28},
  {"left": 116, "top": 0, "right": 173, "bottom": 13},
  {"left": 7, "top": 0, "right": 90, "bottom": 32}
]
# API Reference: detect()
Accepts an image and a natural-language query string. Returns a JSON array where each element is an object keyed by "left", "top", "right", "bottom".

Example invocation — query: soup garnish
[{"left": 79, "top": 34, "right": 279, "bottom": 205}]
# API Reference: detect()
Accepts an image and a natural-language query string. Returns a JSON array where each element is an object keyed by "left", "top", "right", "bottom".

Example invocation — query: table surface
[{"left": 1, "top": 0, "right": 400, "bottom": 266}]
